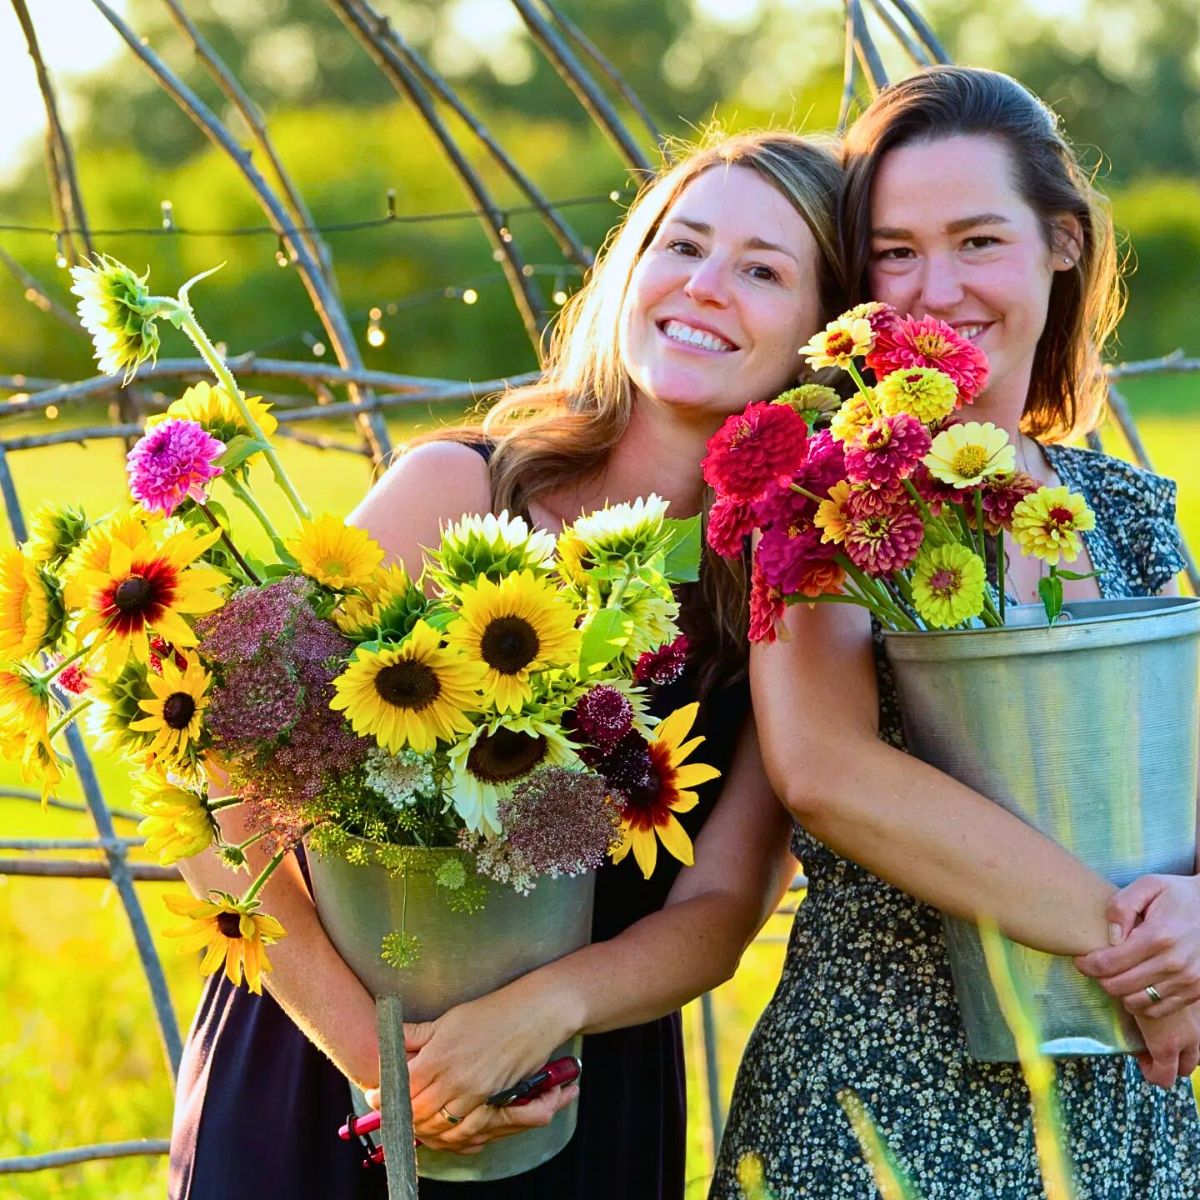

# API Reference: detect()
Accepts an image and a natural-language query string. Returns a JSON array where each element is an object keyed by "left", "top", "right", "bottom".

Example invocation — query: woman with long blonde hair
[{"left": 171, "top": 128, "right": 845, "bottom": 1200}]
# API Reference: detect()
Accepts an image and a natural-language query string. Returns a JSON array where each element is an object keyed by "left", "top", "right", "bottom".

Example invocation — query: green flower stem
[
  {"left": 197, "top": 501, "right": 261, "bottom": 585},
  {"left": 241, "top": 849, "right": 287, "bottom": 907},
  {"left": 836, "top": 555, "right": 919, "bottom": 631},
  {"left": 974, "top": 490, "right": 988, "bottom": 560},
  {"left": 226, "top": 475, "right": 292, "bottom": 564},
  {"left": 901, "top": 479, "right": 957, "bottom": 547},
  {"left": 207, "top": 796, "right": 243, "bottom": 812},
  {"left": 787, "top": 482, "right": 827, "bottom": 505},
  {"left": 47, "top": 697, "right": 93, "bottom": 741},
  {"left": 846, "top": 361, "right": 879, "bottom": 417},
  {"left": 996, "top": 533, "right": 1007, "bottom": 625},
  {"left": 37, "top": 643, "right": 89, "bottom": 687},
  {"left": 167, "top": 302, "right": 310, "bottom": 523},
  {"left": 234, "top": 830, "right": 268, "bottom": 854}
]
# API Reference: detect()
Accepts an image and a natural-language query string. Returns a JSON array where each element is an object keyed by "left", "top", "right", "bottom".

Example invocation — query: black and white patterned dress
[{"left": 711, "top": 446, "right": 1200, "bottom": 1198}]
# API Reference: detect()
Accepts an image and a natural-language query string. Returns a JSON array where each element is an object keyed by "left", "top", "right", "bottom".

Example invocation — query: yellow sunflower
[
  {"left": 333, "top": 562, "right": 426, "bottom": 641},
  {"left": 446, "top": 571, "right": 581, "bottom": 713},
  {"left": 610, "top": 702, "right": 721, "bottom": 879},
  {"left": 70, "top": 524, "right": 225, "bottom": 676},
  {"left": 330, "top": 619, "right": 485, "bottom": 753},
  {"left": 149, "top": 380, "right": 278, "bottom": 443},
  {"left": 0, "top": 667, "right": 61, "bottom": 805},
  {"left": 289, "top": 515, "right": 386, "bottom": 590},
  {"left": 128, "top": 654, "right": 211, "bottom": 761},
  {"left": 132, "top": 773, "right": 216, "bottom": 865},
  {"left": 61, "top": 508, "right": 160, "bottom": 610},
  {"left": 163, "top": 890, "right": 285, "bottom": 994},
  {"left": 23, "top": 503, "right": 90, "bottom": 567},
  {"left": 0, "top": 546, "right": 57, "bottom": 659}
]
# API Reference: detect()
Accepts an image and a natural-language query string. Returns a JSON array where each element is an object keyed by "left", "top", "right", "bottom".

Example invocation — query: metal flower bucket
[
  {"left": 307, "top": 841, "right": 595, "bottom": 1180},
  {"left": 883, "top": 596, "right": 1200, "bottom": 1061}
]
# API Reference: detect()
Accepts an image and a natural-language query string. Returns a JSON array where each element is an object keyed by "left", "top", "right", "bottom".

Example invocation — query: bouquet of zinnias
[
  {"left": 0, "top": 257, "right": 716, "bottom": 993},
  {"left": 703, "top": 302, "right": 1097, "bottom": 639}
]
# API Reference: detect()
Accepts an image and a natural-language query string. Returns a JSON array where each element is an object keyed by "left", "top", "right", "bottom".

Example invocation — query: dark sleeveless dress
[{"left": 170, "top": 442, "right": 751, "bottom": 1199}]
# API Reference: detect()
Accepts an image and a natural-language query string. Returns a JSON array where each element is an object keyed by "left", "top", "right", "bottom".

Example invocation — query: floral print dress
[{"left": 710, "top": 447, "right": 1199, "bottom": 1199}]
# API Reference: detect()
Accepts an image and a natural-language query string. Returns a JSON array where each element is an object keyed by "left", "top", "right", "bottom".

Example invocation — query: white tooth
[{"left": 663, "top": 320, "right": 732, "bottom": 352}]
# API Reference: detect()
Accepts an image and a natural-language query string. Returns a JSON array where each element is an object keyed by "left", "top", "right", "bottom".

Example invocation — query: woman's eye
[
  {"left": 873, "top": 246, "right": 913, "bottom": 261},
  {"left": 748, "top": 264, "right": 779, "bottom": 282},
  {"left": 665, "top": 239, "right": 701, "bottom": 257},
  {"left": 963, "top": 236, "right": 999, "bottom": 250}
]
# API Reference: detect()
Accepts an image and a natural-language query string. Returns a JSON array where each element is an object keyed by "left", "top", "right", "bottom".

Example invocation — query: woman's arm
[{"left": 399, "top": 713, "right": 796, "bottom": 1152}]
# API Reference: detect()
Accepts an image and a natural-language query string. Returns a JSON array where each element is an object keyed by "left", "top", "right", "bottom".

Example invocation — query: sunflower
[
  {"left": 148, "top": 379, "right": 278, "bottom": 444},
  {"left": 0, "top": 667, "right": 62, "bottom": 805},
  {"left": 446, "top": 707, "right": 579, "bottom": 836},
  {"left": 330, "top": 619, "right": 485, "bottom": 753},
  {"left": 163, "top": 890, "right": 285, "bottom": 994},
  {"left": 70, "top": 524, "right": 225, "bottom": 675},
  {"left": 334, "top": 562, "right": 431, "bottom": 643},
  {"left": 0, "top": 547, "right": 59, "bottom": 659},
  {"left": 446, "top": 571, "right": 580, "bottom": 713},
  {"left": 610, "top": 702, "right": 721, "bottom": 879},
  {"left": 23, "top": 503, "right": 90, "bottom": 567},
  {"left": 69, "top": 255, "right": 162, "bottom": 383},
  {"left": 567, "top": 495, "right": 673, "bottom": 565},
  {"left": 427, "top": 511, "right": 558, "bottom": 595},
  {"left": 128, "top": 653, "right": 211, "bottom": 762},
  {"left": 289, "top": 514, "right": 386, "bottom": 590},
  {"left": 87, "top": 658, "right": 158, "bottom": 760},
  {"left": 132, "top": 772, "right": 216, "bottom": 865}
]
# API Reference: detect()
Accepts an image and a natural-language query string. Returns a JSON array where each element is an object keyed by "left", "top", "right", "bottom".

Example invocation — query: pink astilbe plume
[
  {"left": 867, "top": 315, "right": 989, "bottom": 405},
  {"left": 843, "top": 413, "right": 931, "bottom": 490},
  {"left": 126, "top": 417, "right": 224, "bottom": 515},
  {"left": 703, "top": 402, "right": 808, "bottom": 502}
]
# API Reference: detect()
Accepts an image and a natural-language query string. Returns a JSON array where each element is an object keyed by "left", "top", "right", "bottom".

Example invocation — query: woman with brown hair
[
  {"left": 711, "top": 67, "right": 1200, "bottom": 1198},
  {"left": 170, "top": 128, "right": 844, "bottom": 1200}
]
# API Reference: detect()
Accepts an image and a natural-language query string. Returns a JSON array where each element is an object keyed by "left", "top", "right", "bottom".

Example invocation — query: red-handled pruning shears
[{"left": 338, "top": 1055, "right": 582, "bottom": 1169}]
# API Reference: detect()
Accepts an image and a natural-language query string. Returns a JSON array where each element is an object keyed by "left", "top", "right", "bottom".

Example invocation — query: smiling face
[
  {"left": 867, "top": 134, "right": 1076, "bottom": 427},
  {"left": 618, "top": 164, "right": 823, "bottom": 421}
]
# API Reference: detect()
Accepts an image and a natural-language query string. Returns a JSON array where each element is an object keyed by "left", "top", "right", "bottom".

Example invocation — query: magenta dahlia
[{"left": 127, "top": 417, "right": 224, "bottom": 515}]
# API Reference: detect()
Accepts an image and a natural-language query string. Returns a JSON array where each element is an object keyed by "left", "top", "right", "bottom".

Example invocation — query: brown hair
[
  {"left": 840, "top": 66, "right": 1123, "bottom": 441},
  {"left": 416, "top": 129, "right": 844, "bottom": 691}
]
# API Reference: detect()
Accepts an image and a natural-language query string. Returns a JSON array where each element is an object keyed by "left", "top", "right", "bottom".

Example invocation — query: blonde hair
[{"left": 421, "top": 129, "right": 844, "bottom": 689}]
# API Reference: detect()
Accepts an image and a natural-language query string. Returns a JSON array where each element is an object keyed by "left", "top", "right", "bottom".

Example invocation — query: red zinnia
[
  {"left": 703, "top": 402, "right": 809, "bottom": 502},
  {"left": 748, "top": 560, "right": 786, "bottom": 644},
  {"left": 867, "top": 315, "right": 989, "bottom": 405},
  {"left": 978, "top": 470, "right": 1040, "bottom": 534},
  {"left": 706, "top": 495, "right": 759, "bottom": 559}
]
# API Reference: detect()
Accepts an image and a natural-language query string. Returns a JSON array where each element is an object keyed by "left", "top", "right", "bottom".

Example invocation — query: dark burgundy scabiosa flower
[
  {"left": 595, "top": 729, "right": 656, "bottom": 794},
  {"left": 702, "top": 402, "right": 809, "bottom": 503},
  {"left": 572, "top": 684, "right": 634, "bottom": 750},
  {"left": 633, "top": 635, "right": 689, "bottom": 687}
]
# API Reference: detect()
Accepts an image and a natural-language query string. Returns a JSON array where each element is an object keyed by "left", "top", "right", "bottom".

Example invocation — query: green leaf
[
  {"left": 1037, "top": 573, "right": 1064, "bottom": 624},
  {"left": 217, "top": 434, "right": 269, "bottom": 473},
  {"left": 1056, "top": 568, "right": 1101, "bottom": 582},
  {"left": 661, "top": 516, "right": 702, "bottom": 583},
  {"left": 579, "top": 607, "right": 634, "bottom": 674}
]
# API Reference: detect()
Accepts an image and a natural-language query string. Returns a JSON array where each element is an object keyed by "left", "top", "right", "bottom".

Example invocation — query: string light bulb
[
  {"left": 161, "top": 200, "right": 175, "bottom": 231},
  {"left": 275, "top": 235, "right": 290, "bottom": 268},
  {"left": 461, "top": 288, "right": 478, "bottom": 305},
  {"left": 366, "top": 307, "right": 386, "bottom": 347},
  {"left": 53, "top": 232, "right": 67, "bottom": 269}
]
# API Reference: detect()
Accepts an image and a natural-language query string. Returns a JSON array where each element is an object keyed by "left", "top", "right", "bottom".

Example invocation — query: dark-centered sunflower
[
  {"left": 128, "top": 653, "right": 211, "bottom": 762},
  {"left": 447, "top": 571, "right": 580, "bottom": 713}
]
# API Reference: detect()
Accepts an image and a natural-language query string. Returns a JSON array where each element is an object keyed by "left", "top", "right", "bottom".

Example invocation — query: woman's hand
[
  {"left": 1073, "top": 874, "right": 1200, "bottom": 1017},
  {"left": 1131, "top": 999, "right": 1200, "bottom": 1089},
  {"left": 397, "top": 981, "right": 581, "bottom": 1153}
]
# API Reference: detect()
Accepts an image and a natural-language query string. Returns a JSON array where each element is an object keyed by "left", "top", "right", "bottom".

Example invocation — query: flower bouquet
[
  {"left": 702, "top": 303, "right": 1200, "bottom": 1060},
  {"left": 0, "top": 257, "right": 719, "bottom": 1179}
]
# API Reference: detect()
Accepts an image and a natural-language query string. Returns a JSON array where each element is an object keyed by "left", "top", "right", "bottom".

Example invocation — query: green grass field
[{"left": 0, "top": 380, "right": 1196, "bottom": 1197}]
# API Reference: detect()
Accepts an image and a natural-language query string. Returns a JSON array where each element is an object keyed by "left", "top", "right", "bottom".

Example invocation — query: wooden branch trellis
[{"left": 1, "top": 0, "right": 1195, "bottom": 1187}]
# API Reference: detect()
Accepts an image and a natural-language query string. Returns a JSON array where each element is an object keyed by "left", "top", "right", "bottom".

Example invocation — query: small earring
[{"left": 1062, "top": 256, "right": 1073, "bottom": 266}]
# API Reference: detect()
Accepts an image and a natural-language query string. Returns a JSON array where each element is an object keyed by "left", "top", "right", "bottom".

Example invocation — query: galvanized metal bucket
[
  {"left": 883, "top": 596, "right": 1200, "bottom": 1061},
  {"left": 307, "top": 842, "right": 595, "bottom": 1180}
]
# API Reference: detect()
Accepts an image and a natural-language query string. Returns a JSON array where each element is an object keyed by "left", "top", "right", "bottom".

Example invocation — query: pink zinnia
[
  {"left": 979, "top": 470, "right": 1039, "bottom": 534},
  {"left": 867, "top": 315, "right": 990, "bottom": 404},
  {"left": 910, "top": 463, "right": 968, "bottom": 516},
  {"left": 703, "top": 402, "right": 809, "bottom": 502},
  {"left": 843, "top": 503, "right": 924, "bottom": 575},
  {"left": 127, "top": 417, "right": 224, "bottom": 515},
  {"left": 756, "top": 523, "right": 829, "bottom": 595},
  {"left": 706, "top": 495, "right": 759, "bottom": 559},
  {"left": 843, "top": 413, "right": 931, "bottom": 490},
  {"left": 748, "top": 560, "right": 786, "bottom": 644}
]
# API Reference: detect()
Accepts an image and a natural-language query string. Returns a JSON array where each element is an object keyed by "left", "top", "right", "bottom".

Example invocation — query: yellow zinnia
[
  {"left": 70, "top": 524, "right": 225, "bottom": 676},
  {"left": 289, "top": 515, "right": 386, "bottom": 590},
  {"left": 0, "top": 547, "right": 57, "bottom": 659},
  {"left": 163, "top": 890, "right": 285, "bottom": 994},
  {"left": 133, "top": 773, "right": 216, "bottom": 865},
  {"left": 829, "top": 390, "right": 877, "bottom": 445},
  {"left": 815, "top": 480, "right": 853, "bottom": 545},
  {"left": 446, "top": 571, "right": 581, "bottom": 713},
  {"left": 911, "top": 543, "right": 987, "bottom": 629},
  {"left": 330, "top": 619, "right": 485, "bottom": 753},
  {"left": 1010, "top": 486, "right": 1096, "bottom": 565},
  {"left": 610, "top": 702, "right": 721, "bottom": 880},
  {"left": 128, "top": 653, "right": 211, "bottom": 762},
  {"left": 924, "top": 422, "right": 1016, "bottom": 487},
  {"left": 876, "top": 366, "right": 958, "bottom": 425},
  {"left": 800, "top": 316, "right": 874, "bottom": 371}
]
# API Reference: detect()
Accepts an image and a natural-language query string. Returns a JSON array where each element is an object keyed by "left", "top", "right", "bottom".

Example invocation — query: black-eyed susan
[
  {"left": 330, "top": 619, "right": 485, "bottom": 753},
  {"left": 608, "top": 702, "right": 720, "bottom": 880},
  {"left": 70, "top": 523, "right": 225, "bottom": 675},
  {"left": 426, "top": 511, "right": 557, "bottom": 595},
  {"left": 149, "top": 379, "right": 278, "bottom": 445},
  {"left": 288, "top": 514, "right": 386, "bottom": 590},
  {"left": 128, "top": 654, "right": 211, "bottom": 761},
  {"left": 0, "top": 546, "right": 60, "bottom": 659},
  {"left": 446, "top": 570, "right": 580, "bottom": 713},
  {"left": 163, "top": 890, "right": 285, "bottom": 994},
  {"left": 446, "top": 706, "right": 579, "bottom": 836},
  {"left": 132, "top": 773, "right": 216, "bottom": 865},
  {"left": 61, "top": 508, "right": 157, "bottom": 611}
]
